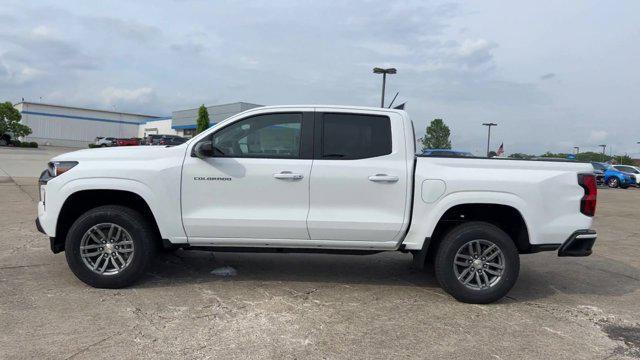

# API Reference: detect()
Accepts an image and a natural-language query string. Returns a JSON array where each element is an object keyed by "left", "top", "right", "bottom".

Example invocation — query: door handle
[
  {"left": 368, "top": 174, "right": 399, "bottom": 182},
  {"left": 274, "top": 171, "right": 304, "bottom": 180}
]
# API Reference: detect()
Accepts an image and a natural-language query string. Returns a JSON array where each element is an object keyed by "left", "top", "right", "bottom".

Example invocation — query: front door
[{"left": 181, "top": 111, "right": 314, "bottom": 243}]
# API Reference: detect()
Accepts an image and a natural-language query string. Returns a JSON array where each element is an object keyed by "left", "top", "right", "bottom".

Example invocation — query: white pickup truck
[{"left": 36, "top": 105, "right": 598, "bottom": 303}]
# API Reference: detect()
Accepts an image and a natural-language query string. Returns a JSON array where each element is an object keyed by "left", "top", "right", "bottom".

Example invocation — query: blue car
[
  {"left": 591, "top": 162, "right": 636, "bottom": 189},
  {"left": 422, "top": 149, "right": 475, "bottom": 157}
]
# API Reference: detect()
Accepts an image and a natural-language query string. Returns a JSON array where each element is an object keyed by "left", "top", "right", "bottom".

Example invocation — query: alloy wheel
[
  {"left": 79, "top": 223, "right": 135, "bottom": 275},
  {"left": 453, "top": 239, "right": 505, "bottom": 290}
]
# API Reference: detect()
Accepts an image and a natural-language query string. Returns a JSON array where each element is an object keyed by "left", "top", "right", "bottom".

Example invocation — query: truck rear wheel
[
  {"left": 64, "top": 205, "right": 156, "bottom": 288},
  {"left": 434, "top": 222, "right": 519, "bottom": 304}
]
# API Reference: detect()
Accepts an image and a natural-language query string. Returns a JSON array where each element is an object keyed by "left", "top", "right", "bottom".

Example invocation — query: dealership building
[
  {"left": 142, "top": 102, "right": 261, "bottom": 139},
  {"left": 15, "top": 101, "right": 261, "bottom": 147}
]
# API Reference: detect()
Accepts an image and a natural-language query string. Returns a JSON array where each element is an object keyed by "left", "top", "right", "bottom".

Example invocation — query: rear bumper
[{"left": 558, "top": 229, "right": 597, "bottom": 257}]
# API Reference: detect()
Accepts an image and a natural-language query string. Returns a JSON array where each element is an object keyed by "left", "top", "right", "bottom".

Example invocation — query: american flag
[{"left": 496, "top": 143, "right": 504, "bottom": 156}]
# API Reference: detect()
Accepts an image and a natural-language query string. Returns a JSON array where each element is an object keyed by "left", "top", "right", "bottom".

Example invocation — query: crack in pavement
[
  {"left": 0, "top": 263, "right": 54, "bottom": 270},
  {"left": 64, "top": 333, "right": 117, "bottom": 360}
]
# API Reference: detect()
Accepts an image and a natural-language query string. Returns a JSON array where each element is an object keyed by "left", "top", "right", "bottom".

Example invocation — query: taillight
[{"left": 578, "top": 173, "right": 597, "bottom": 216}]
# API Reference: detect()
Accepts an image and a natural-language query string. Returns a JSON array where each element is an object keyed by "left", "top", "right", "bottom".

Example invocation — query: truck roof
[{"left": 254, "top": 104, "right": 408, "bottom": 115}]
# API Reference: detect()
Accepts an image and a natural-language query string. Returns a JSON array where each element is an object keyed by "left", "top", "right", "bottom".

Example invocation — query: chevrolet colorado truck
[{"left": 36, "top": 105, "right": 598, "bottom": 303}]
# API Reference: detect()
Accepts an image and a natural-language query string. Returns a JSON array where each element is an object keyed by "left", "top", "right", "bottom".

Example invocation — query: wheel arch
[
  {"left": 428, "top": 203, "right": 531, "bottom": 255},
  {"left": 52, "top": 189, "right": 163, "bottom": 253},
  {"left": 408, "top": 201, "right": 532, "bottom": 271}
]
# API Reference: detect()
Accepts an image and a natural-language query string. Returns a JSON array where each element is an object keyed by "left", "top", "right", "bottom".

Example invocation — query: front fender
[
  {"left": 45, "top": 177, "right": 184, "bottom": 243},
  {"left": 401, "top": 191, "right": 531, "bottom": 250}
]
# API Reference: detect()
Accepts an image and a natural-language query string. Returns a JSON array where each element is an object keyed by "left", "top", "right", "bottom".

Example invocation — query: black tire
[
  {"left": 434, "top": 222, "right": 519, "bottom": 304},
  {"left": 64, "top": 205, "right": 156, "bottom": 288},
  {"left": 607, "top": 177, "right": 619, "bottom": 188}
]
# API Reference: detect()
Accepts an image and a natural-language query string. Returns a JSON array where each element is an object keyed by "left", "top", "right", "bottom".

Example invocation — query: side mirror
[{"left": 193, "top": 141, "right": 214, "bottom": 159}]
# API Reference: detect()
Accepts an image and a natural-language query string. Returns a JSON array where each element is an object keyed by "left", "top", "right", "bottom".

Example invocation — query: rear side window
[{"left": 320, "top": 113, "right": 391, "bottom": 160}]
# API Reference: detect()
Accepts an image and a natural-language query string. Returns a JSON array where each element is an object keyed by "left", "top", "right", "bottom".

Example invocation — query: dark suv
[{"left": 158, "top": 135, "right": 187, "bottom": 146}]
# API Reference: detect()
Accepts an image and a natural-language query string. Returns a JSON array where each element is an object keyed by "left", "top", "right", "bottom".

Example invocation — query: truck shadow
[{"left": 140, "top": 250, "right": 640, "bottom": 302}]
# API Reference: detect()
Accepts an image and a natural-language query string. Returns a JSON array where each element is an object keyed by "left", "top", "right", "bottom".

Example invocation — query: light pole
[
  {"left": 482, "top": 123, "right": 497, "bottom": 157},
  {"left": 598, "top": 144, "right": 606, "bottom": 162},
  {"left": 373, "top": 67, "right": 397, "bottom": 108}
]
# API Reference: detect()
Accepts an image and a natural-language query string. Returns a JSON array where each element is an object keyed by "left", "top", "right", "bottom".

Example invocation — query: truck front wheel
[
  {"left": 434, "top": 222, "right": 520, "bottom": 304},
  {"left": 64, "top": 205, "right": 156, "bottom": 288}
]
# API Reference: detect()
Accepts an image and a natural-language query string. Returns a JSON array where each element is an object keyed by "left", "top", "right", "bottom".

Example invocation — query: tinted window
[
  {"left": 616, "top": 166, "right": 639, "bottom": 174},
  {"left": 212, "top": 113, "right": 302, "bottom": 158},
  {"left": 321, "top": 113, "right": 391, "bottom": 159}
]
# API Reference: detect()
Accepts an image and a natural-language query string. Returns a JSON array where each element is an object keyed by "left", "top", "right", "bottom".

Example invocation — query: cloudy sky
[{"left": 1, "top": 1, "right": 639, "bottom": 156}]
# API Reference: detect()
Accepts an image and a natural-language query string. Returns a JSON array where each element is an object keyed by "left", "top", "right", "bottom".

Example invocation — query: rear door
[{"left": 306, "top": 110, "right": 409, "bottom": 247}]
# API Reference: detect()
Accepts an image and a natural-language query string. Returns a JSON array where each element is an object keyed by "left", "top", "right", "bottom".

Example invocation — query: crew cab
[{"left": 36, "top": 106, "right": 598, "bottom": 303}]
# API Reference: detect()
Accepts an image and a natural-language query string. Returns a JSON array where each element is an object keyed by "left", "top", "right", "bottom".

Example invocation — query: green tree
[
  {"left": 0, "top": 101, "right": 31, "bottom": 138},
  {"left": 534, "top": 151, "right": 635, "bottom": 165},
  {"left": 421, "top": 118, "right": 451, "bottom": 150},
  {"left": 195, "top": 104, "right": 210, "bottom": 134},
  {"left": 487, "top": 151, "right": 497, "bottom": 158},
  {"left": 508, "top": 153, "right": 534, "bottom": 159}
]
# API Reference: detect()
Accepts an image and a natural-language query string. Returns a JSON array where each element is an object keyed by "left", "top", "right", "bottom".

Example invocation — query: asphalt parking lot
[{"left": 1, "top": 147, "right": 640, "bottom": 359}]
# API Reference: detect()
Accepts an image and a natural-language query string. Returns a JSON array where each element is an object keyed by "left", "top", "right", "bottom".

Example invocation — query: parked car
[
  {"left": 36, "top": 105, "right": 598, "bottom": 304},
  {"left": 422, "top": 149, "right": 474, "bottom": 157},
  {"left": 590, "top": 162, "right": 605, "bottom": 186},
  {"left": 94, "top": 137, "right": 116, "bottom": 147},
  {"left": 0, "top": 133, "right": 11, "bottom": 146},
  {"left": 592, "top": 162, "right": 635, "bottom": 188},
  {"left": 158, "top": 135, "right": 187, "bottom": 146},
  {"left": 613, "top": 165, "right": 640, "bottom": 186},
  {"left": 115, "top": 138, "right": 140, "bottom": 146},
  {"left": 144, "top": 134, "right": 163, "bottom": 145}
]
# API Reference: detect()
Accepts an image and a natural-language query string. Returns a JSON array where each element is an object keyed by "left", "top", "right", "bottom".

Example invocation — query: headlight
[
  {"left": 40, "top": 161, "right": 78, "bottom": 185},
  {"left": 49, "top": 161, "right": 79, "bottom": 177}
]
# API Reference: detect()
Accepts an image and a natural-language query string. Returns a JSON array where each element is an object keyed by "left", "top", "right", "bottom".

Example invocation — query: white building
[
  {"left": 170, "top": 102, "right": 262, "bottom": 138},
  {"left": 14, "top": 101, "right": 262, "bottom": 147},
  {"left": 16, "top": 102, "right": 163, "bottom": 147}
]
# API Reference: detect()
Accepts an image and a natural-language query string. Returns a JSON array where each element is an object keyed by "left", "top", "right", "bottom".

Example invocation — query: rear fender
[{"left": 401, "top": 191, "right": 531, "bottom": 250}]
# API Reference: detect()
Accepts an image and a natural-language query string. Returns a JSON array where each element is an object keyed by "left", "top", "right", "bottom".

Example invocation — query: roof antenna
[
  {"left": 387, "top": 92, "right": 399, "bottom": 108},
  {"left": 393, "top": 102, "right": 406, "bottom": 110}
]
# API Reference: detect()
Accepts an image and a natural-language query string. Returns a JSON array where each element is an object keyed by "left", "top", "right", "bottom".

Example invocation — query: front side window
[
  {"left": 320, "top": 113, "right": 391, "bottom": 159},
  {"left": 212, "top": 113, "right": 302, "bottom": 158}
]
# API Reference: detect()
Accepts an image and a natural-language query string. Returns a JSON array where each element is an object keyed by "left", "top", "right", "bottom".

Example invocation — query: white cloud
[
  {"left": 453, "top": 38, "right": 497, "bottom": 68},
  {"left": 589, "top": 130, "right": 608, "bottom": 143},
  {"left": 21, "top": 66, "right": 45, "bottom": 78},
  {"left": 357, "top": 41, "right": 413, "bottom": 57},
  {"left": 102, "top": 86, "right": 155, "bottom": 106},
  {"left": 31, "top": 25, "right": 55, "bottom": 38}
]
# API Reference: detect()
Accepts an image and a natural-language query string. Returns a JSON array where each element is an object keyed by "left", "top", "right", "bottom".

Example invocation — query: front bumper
[
  {"left": 36, "top": 217, "right": 62, "bottom": 253},
  {"left": 558, "top": 229, "right": 597, "bottom": 257},
  {"left": 35, "top": 217, "right": 45, "bottom": 234}
]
